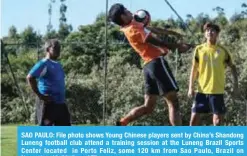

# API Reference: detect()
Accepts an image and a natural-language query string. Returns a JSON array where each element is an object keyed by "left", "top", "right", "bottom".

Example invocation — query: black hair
[
  {"left": 45, "top": 39, "right": 61, "bottom": 52},
  {"left": 203, "top": 22, "right": 221, "bottom": 33},
  {"left": 108, "top": 3, "right": 125, "bottom": 26}
]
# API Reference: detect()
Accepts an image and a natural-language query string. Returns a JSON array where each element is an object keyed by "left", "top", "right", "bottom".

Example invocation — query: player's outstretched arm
[
  {"left": 145, "top": 33, "right": 193, "bottom": 53},
  {"left": 146, "top": 26, "right": 183, "bottom": 38}
]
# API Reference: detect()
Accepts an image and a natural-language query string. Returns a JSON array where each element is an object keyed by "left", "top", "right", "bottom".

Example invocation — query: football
[{"left": 134, "top": 9, "right": 151, "bottom": 26}]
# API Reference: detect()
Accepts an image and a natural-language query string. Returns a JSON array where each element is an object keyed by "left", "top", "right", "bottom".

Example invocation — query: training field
[
  {"left": 1, "top": 125, "right": 17, "bottom": 156},
  {"left": 1, "top": 124, "right": 98, "bottom": 156}
]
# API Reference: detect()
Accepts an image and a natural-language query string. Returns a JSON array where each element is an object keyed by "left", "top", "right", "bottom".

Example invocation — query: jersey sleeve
[
  {"left": 128, "top": 25, "right": 152, "bottom": 43},
  {"left": 225, "top": 50, "right": 233, "bottom": 65},
  {"left": 193, "top": 47, "right": 199, "bottom": 64},
  {"left": 28, "top": 60, "right": 47, "bottom": 78}
]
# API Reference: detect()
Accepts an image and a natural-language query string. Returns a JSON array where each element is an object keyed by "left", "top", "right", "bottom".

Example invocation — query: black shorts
[
  {"left": 38, "top": 101, "right": 71, "bottom": 126},
  {"left": 143, "top": 56, "right": 179, "bottom": 95},
  {"left": 192, "top": 92, "right": 226, "bottom": 114}
]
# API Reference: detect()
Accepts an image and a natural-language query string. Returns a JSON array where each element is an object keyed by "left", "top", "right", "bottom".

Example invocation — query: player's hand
[
  {"left": 187, "top": 88, "right": 195, "bottom": 98},
  {"left": 158, "top": 47, "right": 168, "bottom": 56},
  {"left": 38, "top": 94, "right": 52, "bottom": 103}
]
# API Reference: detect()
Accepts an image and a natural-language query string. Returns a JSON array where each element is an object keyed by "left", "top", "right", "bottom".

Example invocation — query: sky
[{"left": 1, "top": 0, "right": 245, "bottom": 37}]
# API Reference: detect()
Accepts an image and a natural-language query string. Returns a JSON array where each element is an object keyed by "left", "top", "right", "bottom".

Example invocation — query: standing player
[
  {"left": 188, "top": 22, "right": 238, "bottom": 126},
  {"left": 27, "top": 39, "right": 71, "bottom": 126},
  {"left": 108, "top": 3, "right": 193, "bottom": 126}
]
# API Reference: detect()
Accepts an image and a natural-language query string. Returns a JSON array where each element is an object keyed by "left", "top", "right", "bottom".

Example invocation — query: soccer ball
[{"left": 134, "top": 9, "right": 151, "bottom": 26}]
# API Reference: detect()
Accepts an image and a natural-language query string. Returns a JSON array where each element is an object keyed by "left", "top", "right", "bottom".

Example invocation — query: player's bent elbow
[
  {"left": 26, "top": 74, "right": 31, "bottom": 80},
  {"left": 26, "top": 74, "right": 34, "bottom": 82}
]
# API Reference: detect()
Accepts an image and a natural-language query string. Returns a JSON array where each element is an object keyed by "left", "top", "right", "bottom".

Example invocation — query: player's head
[
  {"left": 134, "top": 9, "right": 151, "bottom": 26},
  {"left": 108, "top": 3, "right": 133, "bottom": 26},
  {"left": 203, "top": 22, "right": 220, "bottom": 42},
  {"left": 45, "top": 39, "right": 61, "bottom": 60}
]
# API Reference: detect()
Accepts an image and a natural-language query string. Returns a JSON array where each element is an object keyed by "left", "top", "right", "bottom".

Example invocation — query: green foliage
[
  {"left": 8, "top": 26, "right": 18, "bottom": 39},
  {"left": 20, "top": 26, "right": 42, "bottom": 47},
  {"left": 66, "top": 73, "right": 102, "bottom": 124},
  {"left": 1, "top": 7, "right": 247, "bottom": 126}
]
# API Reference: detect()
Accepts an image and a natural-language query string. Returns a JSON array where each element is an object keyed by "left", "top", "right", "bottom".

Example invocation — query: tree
[
  {"left": 59, "top": 3, "right": 67, "bottom": 24},
  {"left": 213, "top": 6, "right": 228, "bottom": 27},
  {"left": 242, "top": 3, "right": 247, "bottom": 7},
  {"left": 58, "top": 23, "right": 72, "bottom": 40},
  {"left": 8, "top": 26, "right": 18, "bottom": 39},
  {"left": 20, "top": 26, "right": 41, "bottom": 47},
  {"left": 241, "top": 3, "right": 247, "bottom": 18},
  {"left": 230, "top": 13, "right": 243, "bottom": 23},
  {"left": 57, "top": 0, "right": 72, "bottom": 39},
  {"left": 196, "top": 13, "right": 210, "bottom": 29},
  {"left": 44, "top": 30, "right": 58, "bottom": 40},
  {"left": 186, "top": 14, "right": 193, "bottom": 23},
  {"left": 47, "top": 0, "right": 56, "bottom": 32},
  {"left": 213, "top": 6, "right": 225, "bottom": 16}
]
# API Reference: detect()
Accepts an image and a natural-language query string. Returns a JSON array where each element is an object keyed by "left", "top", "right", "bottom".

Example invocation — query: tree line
[{"left": 1, "top": 3, "right": 247, "bottom": 125}]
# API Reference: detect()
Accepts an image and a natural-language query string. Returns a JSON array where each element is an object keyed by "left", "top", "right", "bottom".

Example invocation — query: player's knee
[
  {"left": 143, "top": 105, "right": 154, "bottom": 114},
  {"left": 143, "top": 101, "right": 155, "bottom": 114},
  {"left": 165, "top": 92, "right": 179, "bottom": 110}
]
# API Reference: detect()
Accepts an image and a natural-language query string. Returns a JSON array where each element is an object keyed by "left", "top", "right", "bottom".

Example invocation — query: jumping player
[{"left": 108, "top": 3, "right": 193, "bottom": 126}]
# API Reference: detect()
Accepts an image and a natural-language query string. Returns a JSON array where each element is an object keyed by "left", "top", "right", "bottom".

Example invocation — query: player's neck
[
  {"left": 45, "top": 55, "right": 57, "bottom": 61},
  {"left": 207, "top": 40, "right": 217, "bottom": 46}
]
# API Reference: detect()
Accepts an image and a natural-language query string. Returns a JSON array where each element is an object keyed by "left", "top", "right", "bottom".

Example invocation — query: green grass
[
  {"left": 1, "top": 124, "right": 102, "bottom": 156},
  {"left": 1, "top": 125, "right": 17, "bottom": 156},
  {"left": 1, "top": 124, "right": 98, "bottom": 156}
]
